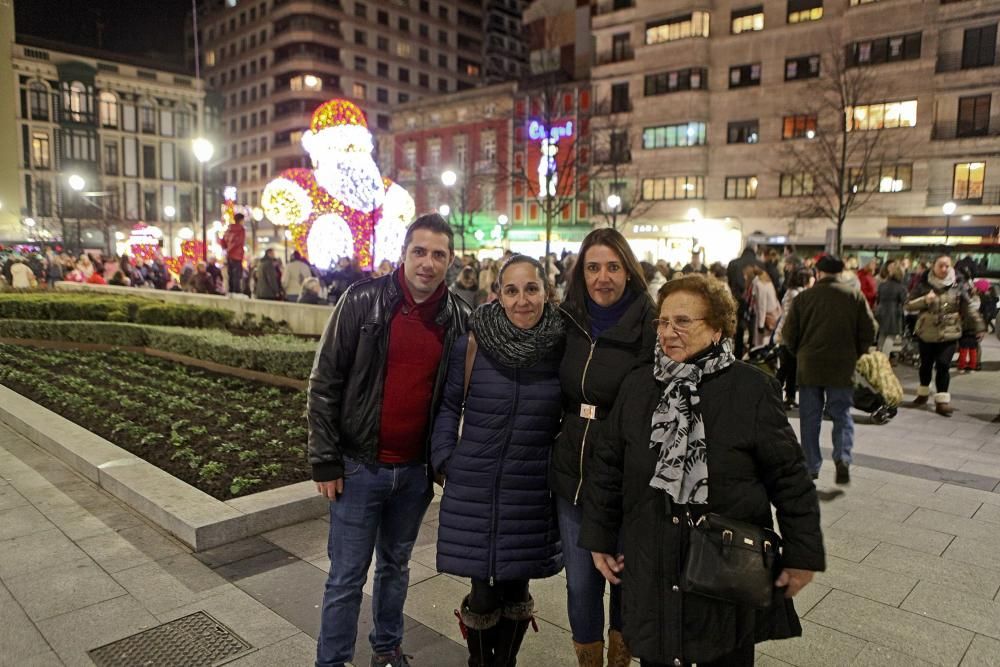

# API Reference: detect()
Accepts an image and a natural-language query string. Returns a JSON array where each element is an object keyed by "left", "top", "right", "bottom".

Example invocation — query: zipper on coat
[
  {"left": 573, "top": 340, "right": 598, "bottom": 505},
  {"left": 489, "top": 369, "right": 519, "bottom": 584}
]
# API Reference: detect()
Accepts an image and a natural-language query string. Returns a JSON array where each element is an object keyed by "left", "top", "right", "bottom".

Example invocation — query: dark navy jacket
[{"left": 431, "top": 333, "right": 563, "bottom": 582}]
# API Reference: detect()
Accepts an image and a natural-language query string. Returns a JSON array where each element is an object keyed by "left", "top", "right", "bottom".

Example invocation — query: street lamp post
[
  {"left": 68, "top": 174, "right": 86, "bottom": 255},
  {"left": 942, "top": 201, "right": 956, "bottom": 245},
  {"left": 163, "top": 205, "right": 176, "bottom": 256},
  {"left": 606, "top": 193, "right": 622, "bottom": 229},
  {"left": 192, "top": 138, "right": 215, "bottom": 261},
  {"left": 440, "top": 169, "right": 464, "bottom": 254}
]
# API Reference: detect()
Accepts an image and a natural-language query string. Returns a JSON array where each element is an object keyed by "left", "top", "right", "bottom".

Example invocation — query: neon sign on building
[{"left": 527, "top": 121, "right": 575, "bottom": 199}]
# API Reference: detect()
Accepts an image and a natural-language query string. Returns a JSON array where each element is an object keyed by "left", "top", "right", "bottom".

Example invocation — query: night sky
[{"left": 15, "top": 0, "right": 194, "bottom": 68}]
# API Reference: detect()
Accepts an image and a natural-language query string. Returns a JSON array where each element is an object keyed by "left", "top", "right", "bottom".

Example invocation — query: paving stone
[
  {"left": 75, "top": 523, "right": 187, "bottom": 574},
  {"left": 902, "top": 581, "right": 1000, "bottom": 641},
  {"left": 830, "top": 511, "right": 954, "bottom": 556},
  {"left": 944, "top": 536, "right": 1000, "bottom": 573},
  {"left": 399, "top": 621, "right": 469, "bottom": 667},
  {"left": 851, "top": 642, "right": 937, "bottom": 666},
  {"left": 35, "top": 594, "right": 159, "bottom": 667},
  {"left": 789, "top": 582, "right": 831, "bottom": 617},
  {"left": 814, "top": 555, "right": 919, "bottom": 606},
  {"left": 759, "top": 619, "right": 866, "bottom": 667},
  {"left": 215, "top": 547, "right": 301, "bottom": 582},
  {"left": 755, "top": 654, "right": 795, "bottom": 667},
  {"left": 960, "top": 634, "right": 1000, "bottom": 667},
  {"left": 806, "top": 590, "right": 973, "bottom": 666},
  {"left": 155, "top": 586, "right": 300, "bottom": 649},
  {"left": 403, "top": 573, "right": 473, "bottom": 644},
  {"left": 0, "top": 504, "right": 54, "bottom": 541},
  {"left": 0, "top": 484, "right": 29, "bottom": 511},
  {"left": 4, "top": 557, "right": 127, "bottom": 621},
  {"left": 409, "top": 542, "right": 438, "bottom": 570},
  {"left": 223, "top": 632, "right": 317, "bottom": 666},
  {"left": 820, "top": 526, "right": 880, "bottom": 562},
  {"left": 194, "top": 536, "right": 280, "bottom": 570},
  {"left": 874, "top": 482, "right": 984, "bottom": 517},
  {"left": 0, "top": 580, "right": 56, "bottom": 665},
  {"left": 935, "top": 484, "right": 1000, "bottom": 508},
  {"left": 262, "top": 519, "right": 329, "bottom": 562},
  {"left": 846, "top": 466, "right": 944, "bottom": 492},
  {"left": 821, "top": 491, "right": 918, "bottom": 522},
  {"left": 863, "top": 542, "right": 1000, "bottom": 600},
  {"left": 111, "top": 553, "right": 233, "bottom": 615},
  {"left": 0, "top": 528, "right": 88, "bottom": 580},
  {"left": 973, "top": 503, "right": 1000, "bottom": 525},
  {"left": 223, "top": 556, "right": 327, "bottom": 639},
  {"left": 38, "top": 498, "right": 143, "bottom": 541},
  {"left": 905, "top": 508, "right": 1000, "bottom": 549}
]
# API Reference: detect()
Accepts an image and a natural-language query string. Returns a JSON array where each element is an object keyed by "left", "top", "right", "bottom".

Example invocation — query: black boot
[
  {"left": 456, "top": 596, "right": 500, "bottom": 667},
  {"left": 492, "top": 596, "right": 536, "bottom": 667}
]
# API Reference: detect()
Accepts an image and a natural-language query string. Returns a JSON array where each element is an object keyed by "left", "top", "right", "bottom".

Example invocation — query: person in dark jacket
[
  {"left": 253, "top": 249, "right": 282, "bottom": 300},
  {"left": 308, "top": 214, "right": 472, "bottom": 667},
  {"left": 875, "top": 264, "right": 908, "bottom": 359},
  {"left": 726, "top": 244, "right": 760, "bottom": 359},
  {"left": 432, "top": 255, "right": 565, "bottom": 667},
  {"left": 552, "top": 228, "right": 656, "bottom": 667},
  {"left": 781, "top": 254, "right": 876, "bottom": 483},
  {"left": 581, "top": 274, "right": 825, "bottom": 667}
]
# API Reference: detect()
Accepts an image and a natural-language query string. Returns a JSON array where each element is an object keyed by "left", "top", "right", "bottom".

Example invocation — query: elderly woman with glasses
[{"left": 579, "top": 274, "right": 825, "bottom": 667}]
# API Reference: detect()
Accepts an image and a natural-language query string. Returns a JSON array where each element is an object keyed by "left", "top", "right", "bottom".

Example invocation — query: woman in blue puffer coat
[{"left": 432, "top": 254, "right": 565, "bottom": 667}]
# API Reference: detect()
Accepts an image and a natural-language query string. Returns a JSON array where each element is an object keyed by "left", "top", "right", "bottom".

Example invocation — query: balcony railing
[
  {"left": 475, "top": 160, "right": 497, "bottom": 174},
  {"left": 936, "top": 52, "right": 997, "bottom": 73},
  {"left": 595, "top": 47, "right": 634, "bottom": 66},
  {"left": 930, "top": 121, "right": 997, "bottom": 140},
  {"left": 926, "top": 187, "right": 1000, "bottom": 207},
  {"left": 593, "top": 149, "right": 632, "bottom": 164},
  {"left": 593, "top": 0, "right": 636, "bottom": 16}
]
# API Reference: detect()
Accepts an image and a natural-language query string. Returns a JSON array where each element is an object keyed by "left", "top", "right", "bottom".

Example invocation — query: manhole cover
[{"left": 88, "top": 611, "right": 251, "bottom": 667}]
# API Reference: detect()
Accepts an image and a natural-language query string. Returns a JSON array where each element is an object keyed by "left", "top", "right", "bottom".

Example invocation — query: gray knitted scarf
[
  {"left": 469, "top": 300, "right": 565, "bottom": 368},
  {"left": 649, "top": 338, "right": 735, "bottom": 505}
]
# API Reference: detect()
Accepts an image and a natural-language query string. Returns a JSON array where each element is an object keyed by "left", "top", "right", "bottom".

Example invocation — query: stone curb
[{"left": 0, "top": 384, "right": 326, "bottom": 551}]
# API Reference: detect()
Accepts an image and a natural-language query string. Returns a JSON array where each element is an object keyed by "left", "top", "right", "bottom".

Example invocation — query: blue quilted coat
[{"left": 431, "top": 333, "right": 564, "bottom": 582}]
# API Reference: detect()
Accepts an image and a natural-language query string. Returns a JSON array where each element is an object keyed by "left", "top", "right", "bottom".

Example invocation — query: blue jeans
[
  {"left": 556, "top": 496, "right": 622, "bottom": 644},
  {"left": 316, "top": 458, "right": 433, "bottom": 667},
  {"left": 798, "top": 386, "right": 854, "bottom": 475}
]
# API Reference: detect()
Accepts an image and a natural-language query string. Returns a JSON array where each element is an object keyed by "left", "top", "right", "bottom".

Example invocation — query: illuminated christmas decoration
[
  {"left": 127, "top": 223, "right": 162, "bottom": 263},
  {"left": 261, "top": 98, "right": 415, "bottom": 271}
]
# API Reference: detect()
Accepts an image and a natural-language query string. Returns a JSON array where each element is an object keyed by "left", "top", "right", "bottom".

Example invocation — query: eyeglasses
[{"left": 652, "top": 317, "right": 706, "bottom": 333}]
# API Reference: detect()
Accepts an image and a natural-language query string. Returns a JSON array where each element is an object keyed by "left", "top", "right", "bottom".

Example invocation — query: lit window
[
  {"left": 953, "top": 162, "right": 985, "bottom": 201},
  {"left": 642, "top": 122, "right": 707, "bottom": 149},
  {"left": 782, "top": 114, "right": 817, "bottom": 139},
  {"left": 31, "top": 132, "right": 50, "bottom": 169},
  {"left": 641, "top": 176, "right": 704, "bottom": 200},
  {"left": 397, "top": 42, "right": 411, "bottom": 57},
  {"left": 291, "top": 75, "right": 323, "bottom": 91},
  {"left": 848, "top": 164, "right": 912, "bottom": 193},
  {"left": 731, "top": 7, "right": 764, "bottom": 34},
  {"left": 787, "top": 0, "right": 823, "bottom": 23},
  {"left": 352, "top": 82, "right": 367, "bottom": 99},
  {"left": 779, "top": 173, "right": 815, "bottom": 196},
  {"left": 847, "top": 100, "right": 917, "bottom": 131},
  {"left": 99, "top": 91, "right": 118, "bottom": 128},
  {"left": 646, "top": 12, "right": 710, "bottom": 45},
  {"left": 725, "top": 176, "right": 758, "bottom": 199}
]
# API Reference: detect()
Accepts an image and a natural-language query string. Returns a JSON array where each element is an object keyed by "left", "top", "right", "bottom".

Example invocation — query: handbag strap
[{"left": 463, "top": 333, "right": 478, "bottom": 402}]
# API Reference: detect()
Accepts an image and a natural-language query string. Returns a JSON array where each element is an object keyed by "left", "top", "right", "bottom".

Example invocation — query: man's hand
[
  {"left": 924, "top": 291, "right": 938, "bottom": 304},
  {"left": 591, "top": 552, "right": 624, "bottom": 585},
  {"left": 775, "top": 568, "right": 814, "bottom": 598},
  {"left": 316, "top": 478, "right": 343, "bottom": 501}
]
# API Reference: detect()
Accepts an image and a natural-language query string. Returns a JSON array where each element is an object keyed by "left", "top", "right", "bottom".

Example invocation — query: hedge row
[
  {"left": 0, "top": 293, "right": 234, "bottom": 330},
  {"left": 0, "top": 320, "right": 315, "bottom": 380}
]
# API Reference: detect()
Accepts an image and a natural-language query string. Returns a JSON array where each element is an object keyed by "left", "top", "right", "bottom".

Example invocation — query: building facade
[
  {"left": 194, "top": 0, "right": 486, "bottom": 215},
  {"left": 9, "top": 35, "right": 211, "bottom": 254},
  {"left": 590, "top": 0, "right": 1000, "bottom": 264}
]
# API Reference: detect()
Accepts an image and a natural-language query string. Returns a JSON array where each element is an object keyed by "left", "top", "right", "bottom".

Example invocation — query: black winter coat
[
  {"left": 431, "top": 334, "right": 563, "bottom": 582},
  {"left": 550, "top": 292, "right": 657, "bottom": 504},
  {"left": 307, "top": 270, "right": 472, "bottom": 481},
  {"left": 580, "top": 362, "right": 825, "bottom": 665}
]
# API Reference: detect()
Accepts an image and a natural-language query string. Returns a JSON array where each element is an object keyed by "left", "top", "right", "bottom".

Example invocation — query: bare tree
[
  {"left": 776, "top": 34, "right": 912, "bottom": 255},
  {"left": 442, "top": 158, "right": 489, "bottom": 257},
  {"left": 589, "top": 104, "right": 655, "bottom": 230}
]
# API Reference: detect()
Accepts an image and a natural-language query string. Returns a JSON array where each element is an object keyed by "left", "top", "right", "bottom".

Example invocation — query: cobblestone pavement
[{"left": 0, "top": 336, "right": 998, "bottom": 666}]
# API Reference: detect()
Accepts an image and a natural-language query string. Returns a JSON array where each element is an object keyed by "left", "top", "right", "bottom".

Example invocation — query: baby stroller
[
  {"left": 747, "top": 344, "right": 780, "bottom": 377},
  {"left": 854, "top": 351, "right": 903, "bottom": 425},
  {"left": 897, "top": 330, "right": 921, "bottom": 368}
]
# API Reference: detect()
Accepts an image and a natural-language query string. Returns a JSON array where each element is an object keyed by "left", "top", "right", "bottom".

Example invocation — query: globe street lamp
[
  {"left": 192, "top": 138, "right": 215, "bottom": 260},
  {"left": 441, "top": 170, "right": 457, "bottom": 187},
  {"left": 942, "top": 201, "right": 956, "bottom": 245},
  {"left": 497, "top": 214, "right": 509, "bottom": 226},
  {"left": 68, "top": 174, "right": 86, "bottom": 254},
  {"left": 163, "top": 205, "right": 176, "bottom": 254},
  {"left": 438, "top": 204, "right": 451, "bottom": 217},
  {"left": 606, "top": 193, "right": 622, "bottom": 228}
]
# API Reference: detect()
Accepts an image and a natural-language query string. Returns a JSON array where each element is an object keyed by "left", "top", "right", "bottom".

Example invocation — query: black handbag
[{"left": 680, "top": 512, "right": 781, "bottom": 609}]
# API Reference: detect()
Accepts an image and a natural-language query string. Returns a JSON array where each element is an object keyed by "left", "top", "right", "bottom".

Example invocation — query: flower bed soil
[{"left": 0, "top": 344, "right": 310, "bottom": 500}]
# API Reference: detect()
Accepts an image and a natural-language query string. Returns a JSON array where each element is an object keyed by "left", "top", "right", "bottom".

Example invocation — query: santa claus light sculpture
[{"left": 261, "top": 99, "right": 415, "bottom": 271}]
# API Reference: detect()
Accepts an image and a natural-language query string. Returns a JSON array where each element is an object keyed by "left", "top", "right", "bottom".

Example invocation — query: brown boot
[
  {"left": 912, "top": 386, "right": 930, "bottom": 406},
  {"left": 573, "top": 640, "right": 604, "bottom": 667},
  {"left": 935, "top": 393, "right": 953, "bottom": 417},
  {"left": 606, "top": 629, "right": 631, "bottom": 667}
]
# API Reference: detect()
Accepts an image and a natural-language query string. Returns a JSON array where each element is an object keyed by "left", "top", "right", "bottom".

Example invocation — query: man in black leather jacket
[{"left": 308, "top": 213, "right": 471, "bottom": 667}]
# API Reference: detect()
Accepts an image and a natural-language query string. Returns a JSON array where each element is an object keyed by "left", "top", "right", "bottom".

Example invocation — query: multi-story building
[
  {"left": 8, "top": 34, "right": 211, "bottom": 253},
  {"left": 590, "top": 0, "right": 1000, "bottom": 264},
  {"left": 483, "top": 0, "right": 530, "bottom": 83},
  {"left": 193, "top": 0, "right": 485, "bottom": 214}
]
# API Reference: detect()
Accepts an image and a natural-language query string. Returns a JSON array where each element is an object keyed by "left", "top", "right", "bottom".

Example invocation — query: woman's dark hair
[
  {"left": 497, "top": 254, "right": 548, "bottom": 293},
  {"left": 564, "top": 228, "right": 646, "bottom": 308},
  {"left": 657, "top": 274, "right": 737, "bottom": 339},
  {"left": 640, "top": 261, "right": 657, "bottom": 283},
  {"left": 403, "top": 213, "right": 455, "bottom": 253},
  {"left": 789, "top": 267, "right": 814, "bottom": 290}
]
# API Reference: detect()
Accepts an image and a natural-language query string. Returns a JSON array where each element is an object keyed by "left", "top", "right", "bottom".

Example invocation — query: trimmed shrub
[
  {"left": 0, "top": 293, "right": 233, "bottom": 329},
  {"left": 0, "top": 319, "right": 314, "bottom": 380},
  {"left": 134, "top": 303, "right": 233, "bottom": 329}
]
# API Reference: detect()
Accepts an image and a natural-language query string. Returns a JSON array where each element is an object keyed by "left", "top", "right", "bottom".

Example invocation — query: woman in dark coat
[
  {"left": 581, "top": 274, "right": 825, "bottom": 667},
  {"left": 875, "top": 264, "right": 908, "bottom": 359},
  {"left": 432, "top": 255, "right": 565, "bottom": 667},
  {"left": 552, "top": 228, "right": 657, "bottom": 667}
]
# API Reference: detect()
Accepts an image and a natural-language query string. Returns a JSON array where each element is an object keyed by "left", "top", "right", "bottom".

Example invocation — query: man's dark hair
[
  {"left": 234, "top": 213, "right": 245, "bottom": 223},
  {"left": 402, "top": 213, "right": 454, "bottom": 254}
]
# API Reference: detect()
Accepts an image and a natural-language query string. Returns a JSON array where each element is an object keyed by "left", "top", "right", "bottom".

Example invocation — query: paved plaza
[{"left": 1, "top": 338, "right": 999, "bottom": 666}]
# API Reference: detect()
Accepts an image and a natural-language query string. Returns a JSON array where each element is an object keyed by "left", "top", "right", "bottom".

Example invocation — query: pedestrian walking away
[
  {"left": 781, "top": 254, "right": 876, "bottom": 483},
  {"left": 223, "top": 213, "right": 247, "bottom": 293},
  {"left": 581, "top": 274, "right": 825, "bottom": 667},
  {"left": 432, "top": 255, "right": 565, "bottom": 667},
  {"left": 552, "top": 228, "right": 656, "bottom": 667},
  {"left": 308, "top": 213, "right": 472, "bottom": 667},
  {"left": 905, "top": 254, "right": 985, "bottom": 417}
]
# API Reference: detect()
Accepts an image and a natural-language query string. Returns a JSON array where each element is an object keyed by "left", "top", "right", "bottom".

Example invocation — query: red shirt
[{"left": 378, "top": 271, "right": 447, "bottom": 463}]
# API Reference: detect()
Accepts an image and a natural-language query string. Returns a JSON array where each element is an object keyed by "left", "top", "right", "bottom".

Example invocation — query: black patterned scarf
[
  {"left": 469, "top": 300, "right": 565, "bottom": 368},
  {"left": 649, "top": 338, "right": 736, "bottom": 505}
]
